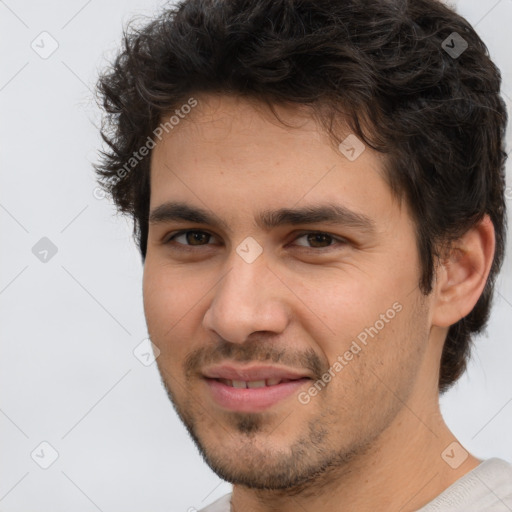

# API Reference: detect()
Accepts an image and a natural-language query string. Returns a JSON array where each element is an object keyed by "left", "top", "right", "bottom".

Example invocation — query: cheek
[
  {"left": 143, "top": 262, "right": 189, "bottom": 344},
  {"left": 142, "top": 260, "right": 210, "bottom": 359},
  {"left": 143, "top": 264, "right": 169, "bottom": 331},
  {"left": 307, "top": 276, "right": 416, "bottom": 380},
  {"left": 289, "top": 272, "right": 388, "bottom": 354},
  {"left": 335, "top": 297, "right": 428, "bottom": 396}
]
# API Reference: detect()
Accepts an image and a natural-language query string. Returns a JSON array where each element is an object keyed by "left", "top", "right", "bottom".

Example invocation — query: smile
[{"left": 204, "top": 376, "right": 311, "bottom": 412}]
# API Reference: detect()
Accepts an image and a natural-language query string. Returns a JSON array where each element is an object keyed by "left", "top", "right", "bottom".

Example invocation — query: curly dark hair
[{"left": 95, "top": 0, "right": 508, "bottom": 393}]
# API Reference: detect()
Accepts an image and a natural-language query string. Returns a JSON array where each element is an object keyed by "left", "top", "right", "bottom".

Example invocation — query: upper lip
[{"left": 202, "top": 364, "right": 312, "bottom": 381}]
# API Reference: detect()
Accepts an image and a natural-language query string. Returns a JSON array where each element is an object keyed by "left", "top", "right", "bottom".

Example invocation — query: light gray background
[{"left": 0, "top": 0, "right": 511, "bottom": 510}]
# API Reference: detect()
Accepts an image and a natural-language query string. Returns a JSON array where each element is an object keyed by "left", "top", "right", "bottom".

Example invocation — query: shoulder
[
  {"left": 197, "top": 493, "right": 232, "bottom": 512},
  {"left": 418, "top": 458, "right": 512, "bottom": 511}
]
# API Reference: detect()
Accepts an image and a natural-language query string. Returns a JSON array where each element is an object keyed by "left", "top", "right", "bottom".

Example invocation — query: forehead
[{"left": 148, "top": 93, "right": 403, "bottom": 228}]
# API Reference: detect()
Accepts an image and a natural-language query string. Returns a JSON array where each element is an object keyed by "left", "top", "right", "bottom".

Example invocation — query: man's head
[{"left": 96, "top": 0, "right": 507, "bottom": 492}]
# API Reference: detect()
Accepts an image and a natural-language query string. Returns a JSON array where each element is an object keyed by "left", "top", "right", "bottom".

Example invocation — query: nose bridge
[{"left": 203, "top": 250, "right": 289, "bottom": 344}]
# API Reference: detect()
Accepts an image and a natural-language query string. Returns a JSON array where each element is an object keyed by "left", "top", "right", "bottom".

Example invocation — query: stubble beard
[{"left": 158, "top": 372, "right": 378, "bottom": 494}]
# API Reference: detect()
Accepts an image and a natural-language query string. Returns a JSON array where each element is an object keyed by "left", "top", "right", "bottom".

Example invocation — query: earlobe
[{"left": 431, "top": 215, "right": 495, "bottom": 328}]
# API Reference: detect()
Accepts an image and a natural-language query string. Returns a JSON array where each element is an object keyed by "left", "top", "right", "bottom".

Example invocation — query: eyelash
[{"left": 163, "top": 230, "right": 347, "bottom": 251}]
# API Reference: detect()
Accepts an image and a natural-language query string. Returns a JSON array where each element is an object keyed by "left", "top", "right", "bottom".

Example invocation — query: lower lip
[{"left": 204, "top": 378, "right": 310, "bottom": 412}]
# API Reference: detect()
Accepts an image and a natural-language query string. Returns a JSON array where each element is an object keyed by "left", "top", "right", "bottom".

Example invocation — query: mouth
[{"left": 202, "top": 364, "right": 312, "bottom": 412}]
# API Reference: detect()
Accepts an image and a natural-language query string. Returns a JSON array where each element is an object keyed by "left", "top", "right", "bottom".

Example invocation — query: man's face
[{"left": 143, "top": 94, "right": 435, "bottom": 489}]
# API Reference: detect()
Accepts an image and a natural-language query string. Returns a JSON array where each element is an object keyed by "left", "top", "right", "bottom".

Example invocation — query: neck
[{"left": 230, "top": 399, "right": 479, "bottom": 512}]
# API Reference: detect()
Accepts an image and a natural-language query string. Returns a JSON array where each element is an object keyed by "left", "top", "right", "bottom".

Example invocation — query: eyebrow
[{"left": 148, "top": 201, "right": 376, "bottom": 234}]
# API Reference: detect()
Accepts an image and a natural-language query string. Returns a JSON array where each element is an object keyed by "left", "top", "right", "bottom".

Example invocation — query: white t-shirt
[{"left": 198, "top": 458, "right": 512, "bottom": 512}]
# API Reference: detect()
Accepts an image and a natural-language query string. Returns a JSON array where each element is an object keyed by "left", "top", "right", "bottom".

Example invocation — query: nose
[{"left": 202, "top": 252, "right": 290, "bottom": 344}]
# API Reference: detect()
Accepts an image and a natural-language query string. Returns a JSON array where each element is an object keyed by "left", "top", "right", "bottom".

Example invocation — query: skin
[{"left": 143, "top": 93, "right": 495, "bottom": 511}]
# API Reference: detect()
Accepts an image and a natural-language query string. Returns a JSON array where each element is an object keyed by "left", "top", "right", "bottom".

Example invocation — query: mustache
[{"left": 184, "top": 340, "right": 328, "bottom": 380}]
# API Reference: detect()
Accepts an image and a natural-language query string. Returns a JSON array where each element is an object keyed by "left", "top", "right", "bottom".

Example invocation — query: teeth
[
  {"left": 217, "top": 378, "right": 293, "bottom": 388},
  {"left": 247, "top": 380, "right": 266, "bottom": 389}
]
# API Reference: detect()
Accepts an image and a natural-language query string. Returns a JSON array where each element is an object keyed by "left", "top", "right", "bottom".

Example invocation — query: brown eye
[
  {"left": 167, "top": 230, "right": 214, "bottom": 246},
  {"left": 307, "top": 233, "right": 333, "bottom": 248},
  {"left": 294, "top": 232, "right": 345, "bottom": 249}
]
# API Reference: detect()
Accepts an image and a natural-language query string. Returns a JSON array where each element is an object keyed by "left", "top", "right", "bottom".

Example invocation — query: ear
[{"left": 431, "top": 214, "right": 495, "bottom": 328}]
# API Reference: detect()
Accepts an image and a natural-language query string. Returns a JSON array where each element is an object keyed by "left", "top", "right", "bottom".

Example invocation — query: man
[{"left": 95, "top": 0, "right": 511, "bottom": 510}]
